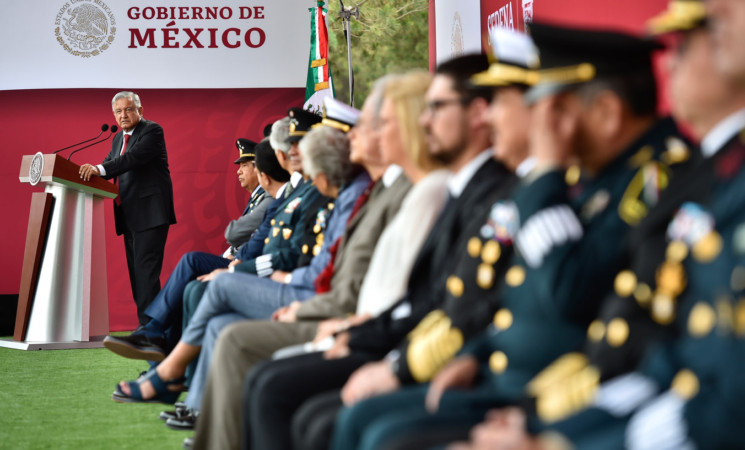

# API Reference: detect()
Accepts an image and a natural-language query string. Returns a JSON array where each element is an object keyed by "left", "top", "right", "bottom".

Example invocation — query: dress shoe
[
  {"left": 166, "top": 408, "right": 198, "bottom": 431},
  {"left": 159, "top": 402, "right": 187, "bottom": 421},
  {"left": 103, "top": 332, "right": 167, "bottom": 361}
]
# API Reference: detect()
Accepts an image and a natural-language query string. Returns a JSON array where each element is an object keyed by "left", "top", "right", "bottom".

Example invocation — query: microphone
[
  {"left": 52, "top": 124, "right": 109, "bottom": 154},
  {"left": 67, "top": 125, "right": 118, "bottom": 161}
]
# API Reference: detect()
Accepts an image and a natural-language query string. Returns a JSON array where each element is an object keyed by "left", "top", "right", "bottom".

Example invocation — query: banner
[
  {"left": 480, "top": 0, "right": 531, "bottom": 54},
  {"left": 0, "top": 0, "right": 311, "bottom": 90}
]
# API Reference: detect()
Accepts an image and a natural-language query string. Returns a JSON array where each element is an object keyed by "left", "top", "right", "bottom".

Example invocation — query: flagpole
[{"left": 338, "top": 0, "right": 359, "bottom": 107}]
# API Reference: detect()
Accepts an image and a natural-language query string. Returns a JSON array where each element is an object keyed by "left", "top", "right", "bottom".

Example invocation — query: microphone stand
[
  {"left": 67, "top": 127, "right": 118, "bottom": 161},
  {"left": 338, "top": 0, "right": 359, "bottom": 107}
]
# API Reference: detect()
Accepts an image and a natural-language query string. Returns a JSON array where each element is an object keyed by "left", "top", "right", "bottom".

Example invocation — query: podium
[{"left": 0, "top": 153, "right": 118, "bottom": 350}]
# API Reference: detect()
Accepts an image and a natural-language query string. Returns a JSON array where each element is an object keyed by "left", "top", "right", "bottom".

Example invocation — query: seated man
[{"left": 102, "top": 136, "right": 276, "bottom": 358}]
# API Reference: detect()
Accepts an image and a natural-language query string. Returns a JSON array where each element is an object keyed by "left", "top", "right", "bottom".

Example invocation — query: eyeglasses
[{"left": 426, "top": 98, "right": 467, "bottom": 115}]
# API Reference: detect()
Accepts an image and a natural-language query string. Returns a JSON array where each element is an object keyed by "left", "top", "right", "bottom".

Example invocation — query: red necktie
[{"left": 114, "top": 134, "right": 130, "bottom": 205}]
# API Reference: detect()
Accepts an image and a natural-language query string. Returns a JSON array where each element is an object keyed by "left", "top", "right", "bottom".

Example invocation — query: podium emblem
[{"left": 29, "top": 152, "right": 44, "bottom": 186}]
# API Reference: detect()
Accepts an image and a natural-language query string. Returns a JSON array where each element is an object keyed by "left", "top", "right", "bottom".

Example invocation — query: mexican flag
[{"left": 303, "top": 1, "right": 335, "bottom": 114}]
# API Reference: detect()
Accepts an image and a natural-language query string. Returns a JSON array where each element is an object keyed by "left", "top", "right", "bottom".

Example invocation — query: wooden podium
[{"left": 0, "top": 153, "right": 118, "bottom": 350}]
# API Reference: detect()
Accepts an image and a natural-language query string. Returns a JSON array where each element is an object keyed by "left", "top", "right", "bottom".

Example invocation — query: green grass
[{"left": 0, "top": 335, "right": 188, "bottom": 449}]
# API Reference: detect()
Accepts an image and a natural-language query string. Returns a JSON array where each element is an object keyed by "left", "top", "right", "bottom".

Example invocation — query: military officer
[{"left": 325, "top": 22, "right": 694, "bottom": 450}]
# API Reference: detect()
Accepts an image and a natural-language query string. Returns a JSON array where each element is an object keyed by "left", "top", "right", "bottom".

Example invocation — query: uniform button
[
  {"left": 477, "top": 263, "right": 495, "bottom": 290},
  {"left": 328, "top": 202, "right": 334, "bottom": 210},
  {"left": 505, "top": 266, "right": 526, "bottom": 287},
  {"left": 606, "top": 318, "right": 629, "bottom": 347},
  {"left": 489, "top": 351, "right": 508, "bottom": 374},
  {"left": 657, "top": 261, "right": 687, "bottom": 298},
  {"left": 447, "top": 276, "right": 464, "bottom": 298},
  {"left": 467, "top": 237, "right": 482, "bottom": 259},
  {"left": 481, "top": 240, "right": 500, "bottom": 265},
  {"left": 271, "top": 219, "right": 276, "bottom": 226},
  {"left": 692, "top": 231, "right": 723, "bottom": 263},
  {"left": 671, "top": 369, "right": 699, "bottom": 400},
  {"left": 493, "top": 309, "right": 513, "bottom": 331},
  {"left": 313, "top": 224, "right": 321, "bottom": 234},
  {"left": 587, "top": 320, "right": 605, "bottom": 342},
  {"left": 313, "top": 245, "right": 321, "bottom": 256},
  {"left": 302, "top": 244, "right": 309, "bottom": 254},
  {"left": 614, "top": 270, "right": 637, "bottom": 298},
  {"left": 666, "top": 240, "right": 688, "bottom": 263},
  {"left": 652, "top": 293, "right": 675, "bottom": 325},
  {"left": 565, "top": 165, "right": 581, "bottom": 186},
  {"left": 688, "top": 302, "right": 716, "bottom": 337},
  {"left": 264, "top": 237, "right": 270, "bottom": 244},
  {"left": 633, "top": 282, "right": 652, "bottom": 306},
  {"left": 272, "top": 228, "right": 280, "bottom": 238}
]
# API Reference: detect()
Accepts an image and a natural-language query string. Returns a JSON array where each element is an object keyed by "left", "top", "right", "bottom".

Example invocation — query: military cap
[
  {"left": 262, "top": 122, "right": 274, "bottom": 138},
  {"left": 471, "top": 27, "right": 540, "bottom": 88},
  {"left": 312, "top": 96, "right": 361, "bottom": 133},
  {"left": 234, "top": 138, "right": 257, "bottom": 164},
  {"left": 255, "top": 140, "right": 291, "bottom": 182},
  {"left": 287, "top": 108, "right": 322, "bottom": 143},
  {"left": 647, "top": 0, "right": 707, "bottom": 35},
  {"left": 525, "top": 22, "right": 664, "bottom": 104}
]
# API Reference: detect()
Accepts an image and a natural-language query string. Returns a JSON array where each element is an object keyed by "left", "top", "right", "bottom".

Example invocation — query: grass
[{"left": 0, "top": 334, "right": 188, "bottom": 449}]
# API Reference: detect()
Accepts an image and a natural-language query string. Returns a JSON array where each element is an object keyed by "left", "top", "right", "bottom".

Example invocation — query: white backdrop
[
  {"left": 0, "top": 0, "right": 313, "bottom": 89},
  {"left": 434, "top": 0, "right": 483, "bottom": 66}
]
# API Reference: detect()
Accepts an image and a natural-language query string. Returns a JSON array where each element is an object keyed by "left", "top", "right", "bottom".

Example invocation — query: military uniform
[{"left": 296, "top": 199, "right": 335, "bottom": 268}]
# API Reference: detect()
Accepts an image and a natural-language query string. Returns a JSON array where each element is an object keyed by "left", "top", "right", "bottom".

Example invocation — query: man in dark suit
[{"left": 79, "top": 91, "right": 176, "bottom": 326}]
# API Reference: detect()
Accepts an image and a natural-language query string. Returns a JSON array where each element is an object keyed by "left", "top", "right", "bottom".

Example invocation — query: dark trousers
[
  {"left": 242, "top": 351, "right": 373, "bottom": 450},
  {"left": 123, "top": 224, "right": 169, "bottom": 325}
]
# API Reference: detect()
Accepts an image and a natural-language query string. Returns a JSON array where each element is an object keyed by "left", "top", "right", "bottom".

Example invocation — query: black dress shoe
[
  {"left": 166, "top": 408, "right": 198, "bottom": 431},
  {"left": 103, "top": 333, "right": 167, "bottom": 361},
  {"left": 159, "top": 402, "right": 187, "bottom": 421}
]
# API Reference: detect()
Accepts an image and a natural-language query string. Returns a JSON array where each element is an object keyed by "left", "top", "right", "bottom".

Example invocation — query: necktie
[
  {"left": 114, "top": 134, "right": 130, "bottom": 205},
  {"left": 284, "top": 182, "right": 295, "bottom": 199}
]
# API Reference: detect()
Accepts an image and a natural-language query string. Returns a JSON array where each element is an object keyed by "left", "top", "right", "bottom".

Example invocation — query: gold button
[
  {"left": 477, "top": 263, "right": 495, "bottom": 290},
  {"left": 565, "top": 165, "right": 581, "bottom": 186},
  {"left": 688, "top": 302, "right": 716, "bottom": 337},
  {"left": 313, "top": 224, "right": 321, "bottom": 234},
  {"left": 270, "top": 219, "right": 276, "bottom": 226},
  {"left": 328, "top": 202, "right": 334, "bottom": 210},
  {"left": 692, "top": 231, "right": 723, "bottom": 263},
  {"left": 633, "top": 283, "right": 652, "bottom": 306},
  {"left": 652, "top": 294, "right": 676, "bottom": 325},
  {"left": 666, "top": 241, "right": 688, "bottom": 263},
  {"left": 264, "top": 237, "right": 270, "bottom": 244},
  {"left": 614, "top": 270, "right": 637, "bottom": 298},
  {"left": 657, "top": 261, "right": 687, "bottom": 297},
  {"left": 493, "top": 309, "right": 513, "bottom": 331},
  {"left": 316, "top": 234, "right": 324, "bottom": 244},
  {"left": 587, "top": 320, "right": 605, "bottom": 342},
  {"left": 272, "top": 228, "right": 280, "bottom": 238},
  {"left": 302, "top": 244, "right": 309, "bottom": 254},
  {"left": 467, "top": 237, "right": 482, "bottom": 259},
  {"left": 481, "top": 240, "right": 501, "bottom": 265},
  {"left": 606, "top": 318, "right": 629, "bottom": 347},
  {"left": 313, "top": 245, "right": 321, "bottom": 256},
  {"left": 279, "top": 221, "right": 285, "bottom": 226},
  {"left": 505, "top": 266, "right": 526, "bottom": 287},
  {"left": 489, "top": 351, "right": 508, "bottom": 374},
  {"left": 447, "top": 276, "right": 464, "bottom": 298},
  {"left": 671, "top": 369, "right": 699, "bottom": 400}
]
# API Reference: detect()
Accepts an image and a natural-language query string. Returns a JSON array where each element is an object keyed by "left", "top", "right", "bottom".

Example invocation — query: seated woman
[{"left": 112, "top": 126, "right": 360, "bottom": 404}]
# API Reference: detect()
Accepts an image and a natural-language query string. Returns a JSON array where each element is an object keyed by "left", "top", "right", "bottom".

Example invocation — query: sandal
[{"left": 112, "top": 368, "right": 185, "bottom": 404}]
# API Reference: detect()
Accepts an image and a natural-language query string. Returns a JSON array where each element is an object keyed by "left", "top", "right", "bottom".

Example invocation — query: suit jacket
[
  {"left": 224, "top": 187, "right": 272, "bottom": 250},
  {"left": 101, "top": 119, "right": 176, "bottom": 235},
  {"left": 346, "top": 157, "right": 517, "bottom": 355},
  {"left": 296, "top": 172, "right": 413, "bottom": 319}
]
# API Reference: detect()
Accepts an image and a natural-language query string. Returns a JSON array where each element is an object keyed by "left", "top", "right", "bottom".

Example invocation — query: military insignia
[
  {"left": 692, "top": 231, "right": 723, "bottom": 262},
  {"left": 606, "top": 318, "right": 629, "bottom": 347},
  {"left": 733, "top": 223, "right": 745, "bottom": 255},
  {"left": 687, "top": 302, "right": 716, "bottom": 337},
  {"left": 671, "top": 369, "right": 699, "bottom": 400},
  {"left": 619, "top": 162, "right": 670, "bottom": 225},
  {"left": 284, "top": 197, "right": 303, "bottom": 213},
  {"left": 661, "top": 137, "right": 690, "bottom": 165},
  {"left": 581, "top": 190, "right": 610, "bottom": 222},
  {"left": 489, "top": 351, "right": 509, "bottom": 374},
  {"left": 667, "top": 202, "right": 715, "bottom": 246},
  {"left": 313, "top": 208, "right": 329, "bottom": 235},
  {"left": 628, "top": 145, "right": 653, "bottom": 168},
  {"left": 480, "top": 201, "right": 519, "bottom": 244},
  {"left": 493, "top": 309, "right": 513, "bottom": 331},
  {"left": 282, "top": 228, "right": 293, "bottom": 240}
]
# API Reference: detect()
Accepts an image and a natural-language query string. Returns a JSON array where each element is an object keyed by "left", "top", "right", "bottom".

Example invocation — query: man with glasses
[{"left": 79, "top": 91, "right": 176, "bottom": 326}]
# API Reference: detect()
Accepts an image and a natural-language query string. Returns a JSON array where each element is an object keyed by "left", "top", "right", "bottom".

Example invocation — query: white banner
[
  {"left": 435, "top": 0, "right": 483, "bottom": 66},
  {"left": 0, "top": 0, "right": 315, "bottom": 90}
]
